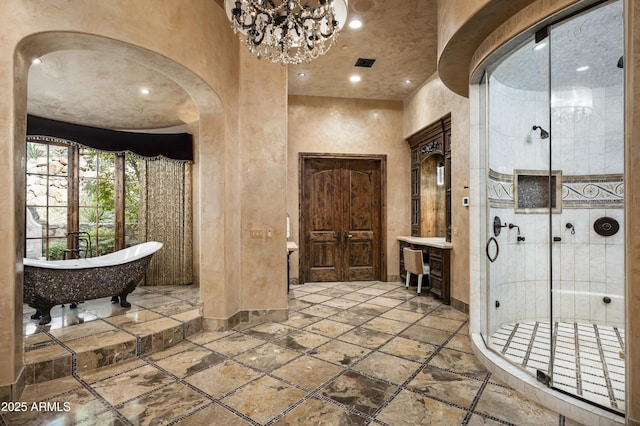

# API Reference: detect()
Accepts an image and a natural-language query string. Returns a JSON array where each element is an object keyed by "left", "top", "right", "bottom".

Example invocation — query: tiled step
[{"left": 24, "top": 309, "right": 202, "bottom": 385}]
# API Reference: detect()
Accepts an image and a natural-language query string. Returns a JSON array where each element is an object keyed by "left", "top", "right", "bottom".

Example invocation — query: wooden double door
[{"left": 300, "top": 154, "right": 385, "bottom": 283}]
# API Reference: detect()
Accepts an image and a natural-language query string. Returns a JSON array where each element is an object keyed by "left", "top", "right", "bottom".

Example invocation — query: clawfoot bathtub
[{"left": 24, "top": 241, "right": 163, "bottom": 325}]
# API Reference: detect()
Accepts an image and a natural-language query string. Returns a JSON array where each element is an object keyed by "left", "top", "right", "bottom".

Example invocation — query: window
[
  {"left": 78, "top": 148, "right": 116, "bottom": 256},
  {"left": 25, "top": 140, "right": 141, "bottom": 259},
  {"left": 26, "top": 142, "right": 69, "bottom": 260}
]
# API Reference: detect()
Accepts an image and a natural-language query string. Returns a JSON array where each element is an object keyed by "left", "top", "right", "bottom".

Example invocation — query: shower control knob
[{"left": 603, "top": 297, "right": 612, "bottom": 304}]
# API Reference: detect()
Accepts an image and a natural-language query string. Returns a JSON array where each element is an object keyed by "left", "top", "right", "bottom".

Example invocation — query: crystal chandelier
[{"left": 224, "top": 0, "right": 349, "bottom": 65}]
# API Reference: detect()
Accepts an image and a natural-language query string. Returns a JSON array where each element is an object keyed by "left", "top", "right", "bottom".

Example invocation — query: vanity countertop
[{"left": 397, "top": 236, "right": 453, "bottom": 249}]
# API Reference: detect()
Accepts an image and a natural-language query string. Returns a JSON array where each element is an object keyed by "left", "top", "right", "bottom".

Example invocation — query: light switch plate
[{"left": 250, "top": 228, "right": 265, "bottom": 238}]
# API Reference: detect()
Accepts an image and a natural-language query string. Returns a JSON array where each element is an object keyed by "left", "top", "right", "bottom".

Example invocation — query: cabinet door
[{"left": 411, "top": 165, "right": 420, "bottom": 236}]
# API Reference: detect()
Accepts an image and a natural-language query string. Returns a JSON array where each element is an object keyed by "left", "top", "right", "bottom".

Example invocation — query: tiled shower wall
[{"left": 487, "top": 79, "right": 624, "bottom": 335}]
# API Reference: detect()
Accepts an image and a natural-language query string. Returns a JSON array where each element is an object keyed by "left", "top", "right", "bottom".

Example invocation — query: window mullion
[
  {"left": 114, "top": 154, "right": 125, "bottom": 251},
  {"left": 68, "top": 146, "right": 79, "bottom": 256}
]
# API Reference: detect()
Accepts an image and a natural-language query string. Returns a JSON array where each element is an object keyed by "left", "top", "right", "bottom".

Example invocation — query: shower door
[
  {"left": 547, "top": 0, "right": 625, "bottom": 413},
  {"left": 483, "top": 0, "right": 624, "bottom": 414},
  {"left": 483, "top": 30, "right": 553, "bottom": 383}
]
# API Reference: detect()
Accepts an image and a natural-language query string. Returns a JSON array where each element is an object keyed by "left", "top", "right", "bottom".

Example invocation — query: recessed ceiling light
[
  {"left": 405, "top": 79, "right": 412, "bottom": 84},
  {"left": 349, "top": 19, "right": 363, "bottom": 29},
  {"left": 533, "top": 42, "right": 546, "bottom": 51},
  {"left": 576, "top": 66, "right": 590, "bottom": 72},
  {"left": 298, "top": 72, "right": 306, "bottom": 77},
  {"left": 32, "top": 58, "right": 42, "bottom": 65},
  {"left": 140, "top": 88, "right": 150, "bottom": 95},
  {"left": 350, "top": 75, "right": 361, "bottom": 83}
]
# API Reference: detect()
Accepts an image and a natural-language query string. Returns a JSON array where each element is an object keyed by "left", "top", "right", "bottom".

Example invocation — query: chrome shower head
[{"left": 533, "top": 125, "right": 549, "bottom": 139}]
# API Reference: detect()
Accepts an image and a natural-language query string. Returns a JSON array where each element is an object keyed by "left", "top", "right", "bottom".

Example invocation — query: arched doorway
[{"left": 16, "top": 31, "right": 226, "bottom": 384}]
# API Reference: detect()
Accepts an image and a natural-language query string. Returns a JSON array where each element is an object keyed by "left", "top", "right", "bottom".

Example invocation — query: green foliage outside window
[
  {"left": 26, "top": 142, "right": 141, "bottom": 259},
  {"left": 47, "top": 240, "right": 67, "bottom": 261}
]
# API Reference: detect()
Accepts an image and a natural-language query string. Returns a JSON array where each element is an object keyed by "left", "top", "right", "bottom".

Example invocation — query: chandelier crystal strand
[{"left": 225, "top": 0, "right": 348, "bottom": 64}]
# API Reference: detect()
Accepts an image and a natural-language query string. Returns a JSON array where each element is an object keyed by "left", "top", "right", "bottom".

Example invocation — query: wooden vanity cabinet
[
  {"left": 406, "top": 115, "right": 451, "bottom": 241},
  {"left": 426, "top": 247, "right": 450, "bottom": 303},
  {"left": 402, "top": 115, "right": 453, "bottom": 305},
  {"left": 399, "top": 238, "right": 451, "bottom": 304}
]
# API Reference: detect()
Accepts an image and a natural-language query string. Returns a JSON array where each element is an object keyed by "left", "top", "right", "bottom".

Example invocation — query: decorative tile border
[
  {"left": 488, "top": 169, "right": 515, "bottom": 207},
  {"left": 562, "top": 174, "right": 624, "bottom": 208},
  {"left": 488, "top": 169, "right": 624, "bottom": 209}
]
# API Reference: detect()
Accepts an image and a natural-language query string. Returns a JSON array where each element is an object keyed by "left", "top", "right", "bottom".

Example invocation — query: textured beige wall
[
  {"left": 437, "top": 0, "right": 488, "bottom": 59},
  {"left": 0, "top": 0, "right": 288, "bottom": 392},
  {"left": 437, "top": 0, "right": 538, "bottom": 96},
  {"left": 404, "top": 72, "right": 470, "bottom": 305},
  {"left": 287, "top": 96, "right": 408, "bottom": 282},
  {"left": 239, "top": 50, "right": 288, "bottom": 311}
]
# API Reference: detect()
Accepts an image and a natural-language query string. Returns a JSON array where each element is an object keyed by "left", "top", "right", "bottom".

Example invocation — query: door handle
[
  {"left": 343, "top": 232, "right": 352, "bottom": 243},
  {"left": 333, "top": 233, "right": 341, "bottom": 244},
  {"left": 486, "top": 236, "right": 499, "bottom": 263}
]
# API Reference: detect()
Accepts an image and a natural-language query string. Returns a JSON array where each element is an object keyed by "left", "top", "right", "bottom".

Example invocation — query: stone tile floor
[{"left": 5, "top": 281, "right": 583, "bottom": 425}]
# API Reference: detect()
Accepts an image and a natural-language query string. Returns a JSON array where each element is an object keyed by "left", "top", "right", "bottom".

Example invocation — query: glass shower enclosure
[{"left": 481, "top": 0, "right": 624, "bottom": 413}]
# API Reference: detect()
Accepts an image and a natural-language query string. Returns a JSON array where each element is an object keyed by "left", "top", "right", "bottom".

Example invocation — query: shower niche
[{"left": 513, "top": 169, "right": 562, "bottom": 213}]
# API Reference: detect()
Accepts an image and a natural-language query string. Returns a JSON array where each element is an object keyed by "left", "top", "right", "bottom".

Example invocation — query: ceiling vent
[{"left": 355, "top": 58, "right": 376, "bottom": 68}]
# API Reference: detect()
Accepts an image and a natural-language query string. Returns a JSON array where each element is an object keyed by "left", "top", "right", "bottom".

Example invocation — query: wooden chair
[{"left": 403, "top": 247, "right": 429, "bottom": 294}]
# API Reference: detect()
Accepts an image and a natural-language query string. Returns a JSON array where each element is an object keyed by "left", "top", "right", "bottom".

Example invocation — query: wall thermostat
[{"left": 462, "top": 197, "right": 470, "bottom": 207}]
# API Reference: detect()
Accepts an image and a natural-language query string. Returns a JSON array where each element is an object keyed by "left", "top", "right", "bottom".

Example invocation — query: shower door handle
[{"left": 486, "top": 237, "right": 499, "bottom": 263}]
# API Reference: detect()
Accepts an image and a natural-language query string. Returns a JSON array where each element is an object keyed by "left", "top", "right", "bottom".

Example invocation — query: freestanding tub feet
[{"left": 24, "top": 242, "right": 163, "bottom": 325}]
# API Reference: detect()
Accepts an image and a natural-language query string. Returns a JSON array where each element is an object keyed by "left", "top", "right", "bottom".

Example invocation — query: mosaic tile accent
[{"left": 488, "top": 169, "right": 624, "bottom": 209}]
